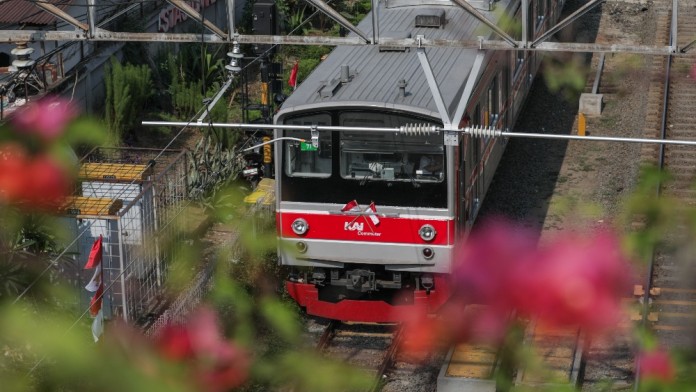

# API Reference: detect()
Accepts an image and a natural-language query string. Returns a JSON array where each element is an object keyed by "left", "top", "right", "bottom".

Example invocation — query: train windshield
[
  {"left": 280, "top": 111, "right": 446, "bottom": 208},
  {"left": 340, "top": 132, "right": 443, "bottom": 183},
  {"left": 284, "top": 113, "right": 332, "bottom": 178}
]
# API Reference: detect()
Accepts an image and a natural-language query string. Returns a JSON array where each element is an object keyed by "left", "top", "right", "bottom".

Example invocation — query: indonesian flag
[
  {"left": 92, "top": 309, "right": 104, "bottom": 342},
  {"left": 341, "top": 199, "right": 360, "bottom": 212},
  {"left": 84, "top": 235, "right": 103, "bottom": 270},
  {"left": 84, "top": 235, "right": 104, "bottom": 342},
  {"left": 288, "top": 61, "right": 299, "bottom": 88},
  {"left": 85, "top": 264, "right": 102, "bottom": 292},
  {"left": 367, "top": 202, "right": 380, "bottom": 225},
  {"left": 89, "top": 284, "right": 104, "bottom": 317}
]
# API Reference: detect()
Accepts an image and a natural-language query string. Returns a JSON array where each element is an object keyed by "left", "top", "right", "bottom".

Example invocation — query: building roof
[{"left": 0, "top": 0, "right": 73, "bottom": 26}]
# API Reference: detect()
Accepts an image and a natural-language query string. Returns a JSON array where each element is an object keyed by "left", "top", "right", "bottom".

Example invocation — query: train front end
[{"left": 275, "top": 110, "right": 455, "bottom": 322}]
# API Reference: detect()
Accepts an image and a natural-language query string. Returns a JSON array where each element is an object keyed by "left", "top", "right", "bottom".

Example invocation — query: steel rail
[
  {"left": 633, "top": 5, "right": 674, "bottom": 390},
  {"left": 316, "top": 320, "right": 339, "bottom": 351},
  {"left": 370, "top": 325, "right": 403, "bottom": 392}
]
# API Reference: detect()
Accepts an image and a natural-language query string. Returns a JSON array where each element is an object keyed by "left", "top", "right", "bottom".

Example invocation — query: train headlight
[
  {"left": 291, "top": 218, "right": 309, "bottom": 235},
  {"left": 418, "top": 224, "right": 437, "bottom": 242},
  {"left": 422, "top": 247, "right": 434, "bottom": 260}
]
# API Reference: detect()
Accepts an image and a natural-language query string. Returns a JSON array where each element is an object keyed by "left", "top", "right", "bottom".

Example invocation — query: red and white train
[{"left": 274, "top": 0, "right": 565, "bottom": 322}]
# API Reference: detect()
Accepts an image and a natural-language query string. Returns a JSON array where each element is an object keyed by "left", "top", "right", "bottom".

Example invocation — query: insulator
[
  {"left": 399, "top": 123, "right": 438, "bottom": 136},
  {"left": 466, "top": 125, "right": 502, "bottom": 138}
]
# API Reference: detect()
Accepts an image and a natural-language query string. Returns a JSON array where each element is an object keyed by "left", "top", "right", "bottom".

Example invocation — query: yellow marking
[
  {"left": 243, "top": 178, "right": 276, "bottom": 205},
  {"left": 578, "top": 113, "right": 586, "bottom": 136},
  {"left": 79, "top": 163, "right": 153, "bottom": 182},
  {"left": 263, "top": 136, "right": 272, "bottom": 164}
]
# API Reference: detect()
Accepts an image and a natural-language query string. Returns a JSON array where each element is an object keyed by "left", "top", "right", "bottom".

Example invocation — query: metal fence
[{"left": 74, "top": 147, "right": 188, "bottom": 324}]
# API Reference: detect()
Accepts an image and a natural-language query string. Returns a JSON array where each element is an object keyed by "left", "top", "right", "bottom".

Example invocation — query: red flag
[
  {"left": 288, "top": 61, "right": 299, "bottom": 88},
  {"left": 84, "top": 235, "right": 103, "bottom": 269},
  {"left": 89, "top": 284, "right": 103, "bottom": 317},
  {"left": 367, "top": 202, "right": 380, "bottom": 225},
  {"left": 341, "top": 199, "right": 360, "bottom": 212},
  {"left": 85, "top": 264, "right": 102, "bottom": 292}
]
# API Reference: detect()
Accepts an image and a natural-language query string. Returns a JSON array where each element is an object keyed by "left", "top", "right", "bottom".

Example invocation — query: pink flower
[
  {"left": 0, "top": 143, "right": 27, "bottom": 203},
  {"left": 10, "top": 96, "right": 77, "bottom": 141},
  {"left": 155, "top": 307, "right": 249, "bottom": 392},
  {"left": 0, "top": 144, "right": 71, "bottom": 210},
  {"left": 638, "top": 348, "right": 675, "bottom": 383},
  {"left": 451, "top": 218, "right": 537, "bottom": 308},
  {"left": 517, "top": 232, "right": 633, "bottom": 335},
  {"left": 691, "top": 63, "right": 696, "bottom": 81},
  {"left": 402, "top": 219, "right": 636, "bottom": 356}
]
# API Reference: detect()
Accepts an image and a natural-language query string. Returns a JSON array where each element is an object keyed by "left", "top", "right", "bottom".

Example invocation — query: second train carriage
[{"left": 274, "top": 0, "right": 565, "bottom": 322}]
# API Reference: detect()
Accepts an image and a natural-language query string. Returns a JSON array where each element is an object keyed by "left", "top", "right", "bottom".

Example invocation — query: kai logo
[
  {"left": 344, "top": 221, "right": 364, "bottom": 231},
  {"left": 340, "top": 200, "right": 383, "bottom": 237}
]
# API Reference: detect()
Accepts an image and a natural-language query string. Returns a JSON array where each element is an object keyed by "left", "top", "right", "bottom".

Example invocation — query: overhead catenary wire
[{"left": 140, "top": 121, "right": 696, "bottom": 148}]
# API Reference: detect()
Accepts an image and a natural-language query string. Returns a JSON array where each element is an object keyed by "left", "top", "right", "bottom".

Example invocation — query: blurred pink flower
[
  {"left": 0, "top": 144, "right": 27, "bottom": 203},
  {"left": 155, "top": 307, "right": 249, "bottom": 392},
  {"left": 638, "top": 348, "right": 675, "bottom": 383},
  {"left": 691, "top": 63, "right": 696, "bottom": 81},
  {"left": 0, "top": 144, "right": 71, "bottom": 210},
  {"left": 402, "top": 219, "right": 636, "bottom": 356},
  {"left": 451, "top": 219, "right": 537, "bottom": 308},
  {"left": 10, "top": 96, "right": 77, "bottom": 141},
  {"left": 517, "top": 232, "right": 633, "bottom": 334}
]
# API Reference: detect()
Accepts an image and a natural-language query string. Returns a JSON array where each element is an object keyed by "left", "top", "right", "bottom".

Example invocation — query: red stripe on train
[{"left": 278, "top": 212, "right": 455, "bottom": 245}]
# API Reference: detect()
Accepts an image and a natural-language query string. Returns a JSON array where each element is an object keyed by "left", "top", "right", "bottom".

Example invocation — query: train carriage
[{"left": 274, "top": 0, "right": 565, "bottom": 322}]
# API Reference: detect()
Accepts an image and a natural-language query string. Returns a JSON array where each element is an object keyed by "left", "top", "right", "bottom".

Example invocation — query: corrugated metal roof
[
  {"left": 278, "top": 0, "right": 515, "bottom": 121},
  {"left": 0, "top": 0, "right": 74, "bottom": 26}
]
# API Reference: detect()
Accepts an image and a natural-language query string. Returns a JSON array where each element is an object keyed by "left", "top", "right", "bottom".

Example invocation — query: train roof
[{"left": 276, "top": 0, "right": 516, "bottom": 122}]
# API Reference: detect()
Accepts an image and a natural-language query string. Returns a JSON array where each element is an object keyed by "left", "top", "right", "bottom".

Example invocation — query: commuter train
[{"left": 274, "top": 0, "right": 565, "bottom": 322}]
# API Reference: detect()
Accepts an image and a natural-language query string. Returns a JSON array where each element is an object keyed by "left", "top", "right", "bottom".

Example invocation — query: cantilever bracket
[{"left": 310, "top": 125, "right": 319, "bottom": 148}]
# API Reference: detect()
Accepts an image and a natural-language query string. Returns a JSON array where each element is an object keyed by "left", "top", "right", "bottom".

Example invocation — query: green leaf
[
  {"left": 259, "top": 297, "right": 301, "bottom": 343},
  {"left": 62, "top": 117, "right": 110, "bottom": 146}
]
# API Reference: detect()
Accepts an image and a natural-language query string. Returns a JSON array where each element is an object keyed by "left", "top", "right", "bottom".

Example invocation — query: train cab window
[
  {"left": 339, "top": 132, "right": 443, "bottom": 183},
  {"left": 338, "top": 112, "right": 444, "bottom": 183},
  {"left": 283, "top": 114, "right": 332, "bottom": 178}
]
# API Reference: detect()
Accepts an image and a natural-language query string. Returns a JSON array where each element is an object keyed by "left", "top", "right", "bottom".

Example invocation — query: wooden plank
[{"left": 446, "top": 343, "right": 497, "bottom": 378}]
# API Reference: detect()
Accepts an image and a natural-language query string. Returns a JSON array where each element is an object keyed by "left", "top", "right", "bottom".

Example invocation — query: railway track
[
  {"left": 637, "top": 2, "right": 696, "bottom": 354},
  {"left": 316, "top": 320, "right": 402, "bottom": 392}
]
